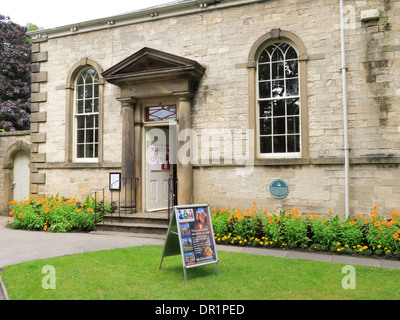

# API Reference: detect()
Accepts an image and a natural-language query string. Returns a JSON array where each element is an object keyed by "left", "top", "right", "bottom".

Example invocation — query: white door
[
  {"left": 146, "top": 127, "right": 173, "bottom": 211},
  {"left": 13, "top": 151, "right": 30, "bottom": 201}
]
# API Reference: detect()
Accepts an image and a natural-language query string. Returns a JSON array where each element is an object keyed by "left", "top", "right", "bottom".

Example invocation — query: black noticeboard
[{"left": 159, "top": 205, "right": 220, "bottom": 283}]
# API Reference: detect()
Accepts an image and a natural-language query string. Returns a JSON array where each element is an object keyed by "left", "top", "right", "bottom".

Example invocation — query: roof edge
[{"left": 28, "top": 0, "right": 267, "bottom": 40}]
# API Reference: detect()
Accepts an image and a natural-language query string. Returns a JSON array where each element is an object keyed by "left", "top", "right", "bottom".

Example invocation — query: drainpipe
[{"left": 340, "top": 0, "right": 350, "bottom": 219}]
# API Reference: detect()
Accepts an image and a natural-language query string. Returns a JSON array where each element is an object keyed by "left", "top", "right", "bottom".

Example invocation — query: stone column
[
  {"left": 175, "top": 92, "right": 194, "bottom": 205},
  {"left": 118, "top": 97, "right": 136, "bottom": 209}
]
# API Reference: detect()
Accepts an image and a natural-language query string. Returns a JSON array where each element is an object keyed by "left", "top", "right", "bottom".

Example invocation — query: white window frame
[
  {"left": 73, "top": 68, "right": 100, "bottom": 163},
  {"left": 256, "top": 41, "right": 302, "bottom": 159}
]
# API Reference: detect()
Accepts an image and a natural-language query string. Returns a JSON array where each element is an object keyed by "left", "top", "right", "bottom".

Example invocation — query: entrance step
[{"left": 95, "top": 211, "right": 171, "bottom": 239}]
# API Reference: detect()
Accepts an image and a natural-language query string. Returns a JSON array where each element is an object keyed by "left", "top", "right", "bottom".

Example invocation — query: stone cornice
[{"left": 28, "top": 0, "right": 266, "bottom": 40}]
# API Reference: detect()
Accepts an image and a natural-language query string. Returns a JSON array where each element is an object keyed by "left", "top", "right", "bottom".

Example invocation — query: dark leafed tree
[{"left": 0, "top": 15, "right": 32, "bottom": 131}]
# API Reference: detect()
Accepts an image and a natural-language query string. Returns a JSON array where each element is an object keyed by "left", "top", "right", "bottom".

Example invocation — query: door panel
[
  {"left": 146, "top": 127, "right": 172, "bottom": 211},
  {"left": 13, "top": 151, "right": 30, "bottom": 201}
]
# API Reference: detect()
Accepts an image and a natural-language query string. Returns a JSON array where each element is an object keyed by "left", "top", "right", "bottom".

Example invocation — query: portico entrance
[{"left": 102, "top": 47, "right": 205, "bottom": 212}]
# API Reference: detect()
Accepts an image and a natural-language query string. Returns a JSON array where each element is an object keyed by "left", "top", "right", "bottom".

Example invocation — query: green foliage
[
  {"left": 209, "top": 203, "right": 400, "bottom": 259},
  {"left": 8, "top": 194, "right": 112, "bottom": 233}
]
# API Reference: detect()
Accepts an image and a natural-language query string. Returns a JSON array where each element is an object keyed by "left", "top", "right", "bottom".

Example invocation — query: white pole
[{"left": 340, "top": 0, "right": 350, "bottom": 219}]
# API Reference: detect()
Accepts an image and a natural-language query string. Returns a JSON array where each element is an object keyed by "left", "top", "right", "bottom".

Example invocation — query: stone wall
[{"left": 30, "top": 0, "right": 400, "bottom": 213}]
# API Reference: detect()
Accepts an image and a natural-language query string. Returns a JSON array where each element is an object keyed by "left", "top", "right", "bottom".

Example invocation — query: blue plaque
[{"left": 270, "top": 179, "right": 289, "bottom": 199}]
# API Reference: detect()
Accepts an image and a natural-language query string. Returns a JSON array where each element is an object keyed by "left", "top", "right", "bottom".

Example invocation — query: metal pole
[{"left": 340, "top": 0, "right": 350, "bottom": 219}]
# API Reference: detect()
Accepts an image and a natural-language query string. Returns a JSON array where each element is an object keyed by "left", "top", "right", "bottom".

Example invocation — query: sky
[{"left": 1, "top": 0, "right": 174, "bottom": 29}]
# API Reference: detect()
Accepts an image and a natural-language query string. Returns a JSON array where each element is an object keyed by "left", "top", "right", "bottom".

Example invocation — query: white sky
[{"left": 1, "top": 0, "right": 173, "bottom": 29}]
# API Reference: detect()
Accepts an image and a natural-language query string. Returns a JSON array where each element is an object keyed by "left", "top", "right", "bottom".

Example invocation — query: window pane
[
  {"left": 85, "top": 85, "right": 93, "bottom": 99},
  {"left": 260, "top": 118, "right": 272, "bottom": 135},
  {"left": 86, "top": 144, "right": 94, "bottom": 158},
  {"left": 285, "top": 60, "right": 299, "bottom": 78},
  {"left": 145, "top": 105, "right": 177, "bottom": 122},
  {"left": 94, "top": 144, "right": 99, "bottom": 158},
  {"left": 279, "top": 43, "right": 290, "bottom": 54},
  {"left": 77, "top": 145, "right": 85, "bottom": 158},
  {"left": 94, "top": 129, "right": 99, "bottom": 143},
  {"left": 274, "top": 136, "right": 286, "bottom": 153},
  {"left": 86, "top": 116, "right": 94, "bottom": 128},
  {"left": 77, "top": 130, "right": 85, "bottom": 143},
  {"left": 93, "top": 98, "right": 99, "bottom": 113},
  {"left": 287, "top": 135, "right": 300, "bottom": 153},
  {"left": 85, "top": 100, "right": 93, "bottom": 113},
  {"left": 86, "top": 129, "right": 94, "bottom": 143},
  {"left": 271, "top": 62, "right": 285, "bottom": 80},
  {"left": 77, "top": 117, "right": 85, "bottom": 129},
  {"left": 259, "top": 101, "right": 272, "bottom": 118},
  {"left": 287, "top": 117, "right": 300, "bottom": 134},
  {"left": 77, "top": 86, "right": 84, "bottom": 99},
  {"left": 272, "top": 47, "right": 284, "bottom": 61},
  {"left": 286, "top": 79, "right": 299, "bottom": 97},
  {"left": 273, "top": 117, "right": 286, "bottom": 135},
  {"left": 272, "top": 81, "right": 285, "bottom": 97},
  {"left": 259, "top": 50, "right": 270, "bottom": 63},
  {"left": 286, "top": 46, "right": 298, "bottom": 60},
  {"left": 77, "top": 100, "right": 84, "bottom": 114},
  {"left": 287, "top": 98, "right": 300, "bottom": 115},
  {"left": 259, "top": 81, "right": 271, "bottom": 99},
  {"left": 273, "top": 100, "right": 286, "bottom": 117},
  {"left": 258, "top": 64, "right": 270, "bottom": 81},
  {"left": 260, "top": 136, "right": 272, "bottom": 154},
  {"left": 85, "top": 72, "right": 93, "bottom": 84}
]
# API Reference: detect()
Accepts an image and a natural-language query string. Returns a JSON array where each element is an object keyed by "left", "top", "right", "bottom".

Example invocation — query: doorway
[
  {"left": 145, "top": 126, "right": 176, "bottom": 211},
  {"left": 13, "top": 150, "right": 30, "bottom": 201}
]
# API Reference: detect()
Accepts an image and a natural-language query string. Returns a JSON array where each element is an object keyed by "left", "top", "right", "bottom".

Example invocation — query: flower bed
[
  {"left": 210, "top": 203, "right": 400, "bottom": 259},
  {"left": 7, "top": 194, "right": 113, "bottom": 233}
]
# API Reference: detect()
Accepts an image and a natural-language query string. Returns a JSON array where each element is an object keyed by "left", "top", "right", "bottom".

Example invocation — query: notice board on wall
[{"left": 159, "top": 204, "right": 220, "bottom": 282}]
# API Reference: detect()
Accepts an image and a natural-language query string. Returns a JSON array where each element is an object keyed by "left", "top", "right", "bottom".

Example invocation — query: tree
[{"left": 0, "top": 15, "right": 32, "bottom": 131}]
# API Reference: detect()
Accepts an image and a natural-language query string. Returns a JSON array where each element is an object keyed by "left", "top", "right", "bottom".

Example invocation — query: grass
[{"left": 2, "top": 245, "right": 400, "bottom": 300}]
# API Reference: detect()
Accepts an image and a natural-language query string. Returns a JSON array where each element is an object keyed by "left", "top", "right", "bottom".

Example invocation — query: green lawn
[{"left": 2, "top": 245, "right": 399, "bottom": 300}]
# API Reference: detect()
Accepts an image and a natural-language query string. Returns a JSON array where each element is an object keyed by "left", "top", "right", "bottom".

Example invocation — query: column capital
[
  {"left": 173, "top": 91, "right": 194, "bottom": 102},
  {"left": 117, "top": 96, "right": 138, "bottom": 108}
]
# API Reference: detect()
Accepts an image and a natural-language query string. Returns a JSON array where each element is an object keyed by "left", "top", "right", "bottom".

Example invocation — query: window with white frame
[
  {"left": 257, "top": 42, "right": 301, "bottom": 156},
  {"left": 74, "top": 68, "right": 99, "bottom": 161}
]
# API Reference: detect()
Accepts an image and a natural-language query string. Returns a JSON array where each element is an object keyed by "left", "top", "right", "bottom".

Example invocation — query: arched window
[
  {"left": 74, "top": 68, "right": 99, "bottom": 161},
  {"left": 258, "top": 42, "right": 300, "bottom": 155},
  {"left": 248, "top": 29, "right": 308, "bottom": 160}
]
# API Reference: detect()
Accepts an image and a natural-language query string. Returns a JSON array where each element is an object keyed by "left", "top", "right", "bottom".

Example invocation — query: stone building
[{"left": 12, "top": 0, "right": 399, "bottom": 216}]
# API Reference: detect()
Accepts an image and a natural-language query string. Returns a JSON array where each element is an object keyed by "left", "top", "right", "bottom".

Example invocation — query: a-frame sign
[{"left": 159, "top": 205, "right": 220, "bottom": 283}]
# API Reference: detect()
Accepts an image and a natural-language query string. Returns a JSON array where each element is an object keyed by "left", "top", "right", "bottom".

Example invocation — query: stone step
[
  {"left": 102, "top": 214, "right": 169, "bottom": 226},
  {"left": 96, "top": 211, "right": 171, "bottom": 238}
]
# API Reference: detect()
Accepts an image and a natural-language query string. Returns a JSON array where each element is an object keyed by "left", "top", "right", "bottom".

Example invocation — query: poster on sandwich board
[{"left": 159, "top": 204, "right": 220, "bottom": 282}]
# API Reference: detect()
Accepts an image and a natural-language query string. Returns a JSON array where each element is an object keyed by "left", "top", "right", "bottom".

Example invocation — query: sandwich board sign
[{"left": 159, "top": 204, "right": 220, "bottom": 283}]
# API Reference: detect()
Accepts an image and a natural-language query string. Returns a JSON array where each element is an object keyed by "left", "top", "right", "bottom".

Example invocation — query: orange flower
[
  {"left": 328, "top": 210, "right": 333, "bottom": 214},
  {"left": 43, "top": 225, "right": 47, "bottom": 231},
  {"left": 45, "top": 208, "right": 51, "bottom": 214},
  {"left": 9, "top": 210, "right": 15, "bottom": 216},
  {"left": 349, "top": 221, "right": 355, "bottom": 226},
  {"left": 87, "top": 207, "right": 93, "bottom": 212},
  {"left": 373, "top": 205, "right": 378, "bottom": 210},
  {"left": 393, "top": 233, "right": 399, "bottom": 239},
  {"left": 374, "top": 221, "right": 380, "bottom": 227},
  {"left": 200, "top": 197, "right": 205, "bottom": 201},
  {"left": 355, "top": 214, "right": 361, "bottom": 218},
  {"left": 19, "top": 212, "right": 23, "bottom": 217}
]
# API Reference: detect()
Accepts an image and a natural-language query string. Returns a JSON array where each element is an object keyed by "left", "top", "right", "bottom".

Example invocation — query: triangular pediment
[{"left": 102, "top": 47, "right": 205, "bottom": 85}]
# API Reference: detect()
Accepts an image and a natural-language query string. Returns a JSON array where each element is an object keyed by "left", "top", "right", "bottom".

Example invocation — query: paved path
[{"left": 1, "top": 215, "right": 400, "bottom": 300}]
